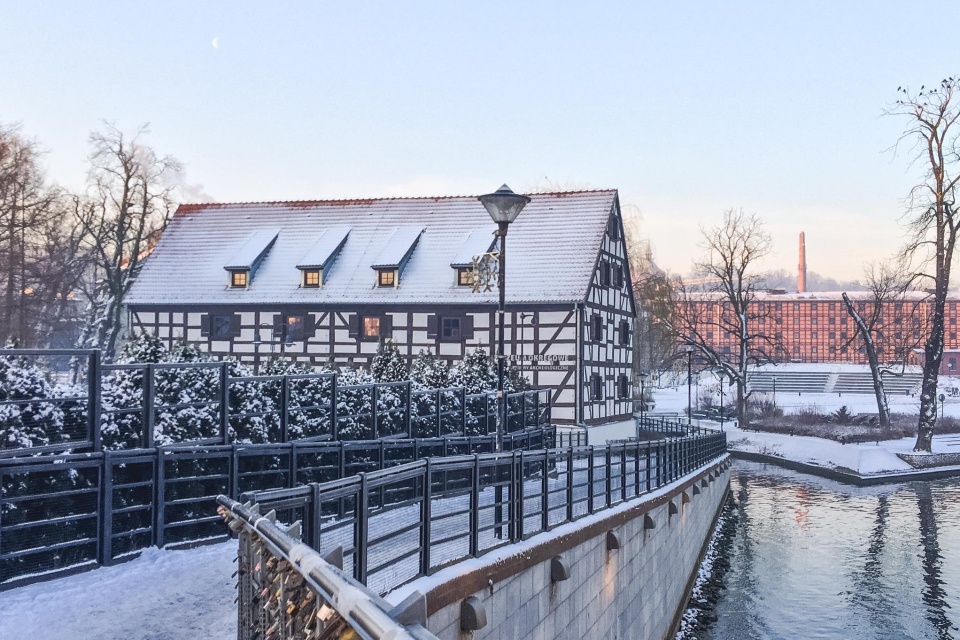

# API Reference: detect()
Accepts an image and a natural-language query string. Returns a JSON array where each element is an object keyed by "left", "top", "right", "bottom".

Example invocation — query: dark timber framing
[{"left": 128, "top": 199, "right": 636, "bottom": 427}]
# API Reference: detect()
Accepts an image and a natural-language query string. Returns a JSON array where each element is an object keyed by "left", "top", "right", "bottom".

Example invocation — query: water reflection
[{"left": 707, "top": 461, "right": 960, "bottom": 640}]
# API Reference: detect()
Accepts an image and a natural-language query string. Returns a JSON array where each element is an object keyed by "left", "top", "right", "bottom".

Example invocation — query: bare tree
[
  {"left": 622, "top": 210, "right": 676, "bottom": 379},
  {"left": 890, "top": 79, "right": 960, "bottom": 452},
  {"left": 841, "top": 262, "right": 920, "bottom": 427},
  {"left": 0, "top": 124, "right": 83, "bottom": 347},
  {"left": 668, "top": 209, "right": 779, "bottom": 426},
  {"left": 75, "top": 124, "right": 181, "bottom": 360}
]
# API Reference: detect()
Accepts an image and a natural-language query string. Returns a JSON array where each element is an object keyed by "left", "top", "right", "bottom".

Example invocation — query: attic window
[
  {"left": 378, "top": 269, "right": 397, "bottom": 287},
  {"left": 303, "top": 269, "right": 321, "bottom": 288},
  {"left": 230, "top": 270, "right": 248, "bottom": 288},
  {"left": 297, "top": 227, "right": 350, "bottom": 289},
  {"left": 457, "top": 268, "right": 475, "bottom": 287}
]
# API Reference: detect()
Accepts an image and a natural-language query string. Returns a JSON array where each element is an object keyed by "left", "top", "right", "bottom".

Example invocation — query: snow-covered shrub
[
  {"left": 449, "top": 348, "right": 496, "bottom": 394},
  {"left": 371, "top": 340, "right": 407, "bottom": 383},
  {"left": 410, "top": 349, "right": 449, "bottom": 390},
  {"left": 0, "top": 353, "right": 66, "bottom": 450},
  {"left": 259, "top": 357, "right": 335, "bottom": 441}
]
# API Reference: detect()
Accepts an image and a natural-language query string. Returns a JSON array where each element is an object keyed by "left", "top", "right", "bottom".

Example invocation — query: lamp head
[{"left": 478, "top": 184, "right": 531, "bottom": 225}]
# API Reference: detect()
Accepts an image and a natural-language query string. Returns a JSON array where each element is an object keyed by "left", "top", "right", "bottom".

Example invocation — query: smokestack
[{"left": 798, "top": 232, "right": 807, "bottom": 293}]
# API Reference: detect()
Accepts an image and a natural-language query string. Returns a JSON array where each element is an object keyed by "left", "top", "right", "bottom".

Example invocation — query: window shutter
[
  {"left": 462, "top": 315, "right": 474, "bottom": 340},
  {"left": 200, "top": 314, "right": 211, "bottom": 337},
  {"left": 305, "top": 313, "right": 317, "bottom": 338},
  {"left": 380, "top": 314, "right": 393, "bottom": 338},
  {"left": 347, "top": 314, "right": 359, "bottom": 339},
  {"left": 273, "top": 315, "right": 283, "bottom": 339},
  {"left": 427, "top": 314, "right": 438, "bottom": 339},
  {"left": 229, "top": 314, "right": 241, "bottom": 337}
]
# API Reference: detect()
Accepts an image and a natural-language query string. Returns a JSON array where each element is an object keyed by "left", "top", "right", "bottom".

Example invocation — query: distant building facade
[
  {"left": 125, "top": 190, "right": 637, "bottom": 425},
  {"left": 683, "top": 291, "right": 960, "bottom": 369}
]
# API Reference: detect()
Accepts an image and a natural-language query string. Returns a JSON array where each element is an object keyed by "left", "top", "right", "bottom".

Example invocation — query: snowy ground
[
  {"left": 0, "top": 543, "right": 236, "bottom": 640},
  {"left": 652, "top": 385, "right": 960, "bottom": 475}
]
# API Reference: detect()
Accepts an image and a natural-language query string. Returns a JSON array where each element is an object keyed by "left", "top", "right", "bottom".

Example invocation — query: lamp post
[
  {"left": 685, "top": 345, "right": 694, "bottom": 425},
  {"left": 479, "top": 184, "right": 531, "bottom": 452},
  {"left": 717, "top": 369, "right": 725, "bottom": 431},
  {"left": 638, "top": 371, "right": 648, "bottom": 438}
]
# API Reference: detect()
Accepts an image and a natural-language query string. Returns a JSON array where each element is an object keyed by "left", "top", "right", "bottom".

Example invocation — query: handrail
[
  {"left": 217, "top": 496, "right": 439, "bottom": 640},
  {"left": 247, "top": 419, "right": 727, "bottom": 595}
]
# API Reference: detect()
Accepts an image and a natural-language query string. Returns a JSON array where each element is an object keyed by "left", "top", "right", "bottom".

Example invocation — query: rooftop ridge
[{"left": 174, "top": 189, "right": 618, "bottom": 216}]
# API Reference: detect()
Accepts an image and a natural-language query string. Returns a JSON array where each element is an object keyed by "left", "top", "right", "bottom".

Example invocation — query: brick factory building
[{"left": 682, "top": 291, "right": 960, "bottom": 370}]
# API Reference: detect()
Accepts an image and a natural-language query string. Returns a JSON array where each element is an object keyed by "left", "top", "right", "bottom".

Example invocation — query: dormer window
[
  {"left": 378, "top": 269, "right": 397, "bottom": 287},
  {"left": 372, "top": 227, "right": 423, "bottom": 288},
  {"left": 224, "top": 229, "right": 279, "bottom": 289},
  {"left": 303, "top": 269, "right": 321, "bottom": 288},
  {"left": 297, "top": 227, "right": 350, "bottom": 290},
  {"left": 457, "top": 268, "right": 475, "bottom": 287},
  {"left": 230, "top": 270, "right": 248, "bottom": 288}
]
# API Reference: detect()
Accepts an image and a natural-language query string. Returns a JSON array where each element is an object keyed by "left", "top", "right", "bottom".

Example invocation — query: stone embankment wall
[{"left": 403, "top": 457, "right": 731, "bottom": 640}]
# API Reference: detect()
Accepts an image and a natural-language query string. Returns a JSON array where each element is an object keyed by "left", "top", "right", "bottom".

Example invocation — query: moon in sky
[{"left": 212, "top": 36, "right": 219, "bottom": 49}]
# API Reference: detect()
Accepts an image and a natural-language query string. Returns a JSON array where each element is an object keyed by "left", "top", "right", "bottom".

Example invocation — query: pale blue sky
[{"left": 3, "top": 2, "right": 959, "bottom": 280}]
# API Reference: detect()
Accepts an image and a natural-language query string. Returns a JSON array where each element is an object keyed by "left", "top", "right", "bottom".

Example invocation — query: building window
[
  {"left": 378, "top": 269, "right": 396, "bottom": 287},
  {"left": 591, "top": 315, "right": 604, "bottom": 341},
  {"left": 202, "top": 313, "right": 241, "bottom": 339},
  {"left": 442, "top": 317, "right": 462, "bottom": 340},
  {"left": 363, "top": 316, "right": 381, "bottom": 340},
  {"left": 230, "top": 270, "right": 248, "bottom": 288},
  {"left": 619, "top": 320, "right": 630, "bottom": 346},
  {"left": 599, "top": 262, "right": 611, "bottom": 287},
  {"left": 303, "top": 269, "right": 321, "bottom": 287},
  {"left": 275, "top": 314, "right": 305, "bottom": 342},
  {"left": 590, "top": 374, "right": 603, "bottom": 400},
  {"left": 950, "top": 358, "right": 957, "bottom": 371},
  {"left": 457, "top": 268, "right": 474, "bottom": 287},
  {"left": 811, "top": 317, "right": 818, "bottom": 325},
  {"left": 617, "top": 374, "right": 629, "bottom": 399}
]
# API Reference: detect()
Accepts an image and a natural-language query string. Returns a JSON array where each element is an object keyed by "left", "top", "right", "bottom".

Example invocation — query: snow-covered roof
[
  {"left": 127, "top": 190, "right": 619, "bottom": 306},
  {"left": 450, "top": 229, "right": 497, "bottom": 268},
  {"left": 370, "top": 227, "right": 424, "bottom": 270},
  {"left": 296, "top": 227, "right": 350, "bottom": 270},
  {"left": 223, "top": 229, "right": 279, "bottom": 271}
]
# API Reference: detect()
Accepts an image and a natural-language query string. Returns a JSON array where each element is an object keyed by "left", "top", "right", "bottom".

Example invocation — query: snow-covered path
[{"left": 0, "top": 543, "right": 236, "bottom": 640}]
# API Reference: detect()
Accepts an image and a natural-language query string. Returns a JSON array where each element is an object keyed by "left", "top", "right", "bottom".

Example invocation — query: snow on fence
[
  {"left": 0, "top": 427, "right": 558, "bottom": 590},
  {"left": 0, "top": 348, "right": 552, "bottom": 456},
  {"left": 241, "top": 422, "right": 728, "bottom": 596},
  {"left": 217, "top": 496, "right": 439, "bottom": 640}
]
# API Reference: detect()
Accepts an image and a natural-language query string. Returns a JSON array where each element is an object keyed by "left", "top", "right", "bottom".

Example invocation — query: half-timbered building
[{"left": 126, "top": 190, "right": 636, "bottom": 425}]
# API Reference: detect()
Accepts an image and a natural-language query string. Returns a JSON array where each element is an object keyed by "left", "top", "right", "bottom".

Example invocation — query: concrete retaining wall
[{"left": 396, "top": 457, "right": 731, "bottom": 640}]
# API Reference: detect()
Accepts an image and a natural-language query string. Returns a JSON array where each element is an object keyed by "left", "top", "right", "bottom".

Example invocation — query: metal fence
[
  {"left": 217, "top": 496, "right": 439, "bottom": 640},
  {"left": 243, "top": 424, "right": 727, "bottom": 596},
  {"left": 0, "top": 426, "right": 557, "bottom": 590},
  {"left": 0, "top": 348, "right": 551, "bottom": 457}
]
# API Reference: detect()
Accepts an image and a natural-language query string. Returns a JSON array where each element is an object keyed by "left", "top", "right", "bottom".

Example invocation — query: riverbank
[{"left": 722, "top": 422, "right": 960, "bottom": 485}]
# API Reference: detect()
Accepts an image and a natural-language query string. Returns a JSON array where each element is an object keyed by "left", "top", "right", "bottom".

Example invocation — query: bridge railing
[
  {"left": 0, "top": 426, "right": 556, "bottom": 590},
  {"left": 243, "top": 425, "right": 727, "bottom": 595},
  {"left": 216, "top": 496, "right": 439, "bottom": 640}
]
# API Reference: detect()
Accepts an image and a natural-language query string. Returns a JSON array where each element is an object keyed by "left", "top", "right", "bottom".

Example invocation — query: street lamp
[
  {"left": 479, "top": 184, "right": 531, "bottom": 452},
  {"left": 714, "top": 368, "right": 725, "bottom": 431},
  {"left": 638, "top": 371, "right": 648, "bottom": 437},
  {"left": 685, "top": 344, "right": 694, "bottom": 425}
]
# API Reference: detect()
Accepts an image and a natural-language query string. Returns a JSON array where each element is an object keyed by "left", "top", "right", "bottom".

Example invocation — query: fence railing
[
  {"left": 217, "top": 496, "right": 439, "bottom": 640},
  {"left": 243, "top": 425, "right": 728, "bottom": 596},
  {"left": 0, "top": 348, "right": 551, "bottom": 457},
  {"left": 0, "top": 426, "right": 556, "bottom": 590}
]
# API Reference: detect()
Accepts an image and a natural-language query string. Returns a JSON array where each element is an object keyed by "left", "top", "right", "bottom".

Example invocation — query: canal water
[{"left": 706, "top": 461, "right": 960, "bottom": 640}]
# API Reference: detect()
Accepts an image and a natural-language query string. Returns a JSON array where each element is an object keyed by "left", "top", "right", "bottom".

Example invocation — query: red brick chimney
[{"left": 798, "top": 232, "right": 807, "bottom": 293}]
